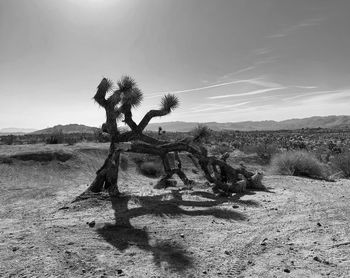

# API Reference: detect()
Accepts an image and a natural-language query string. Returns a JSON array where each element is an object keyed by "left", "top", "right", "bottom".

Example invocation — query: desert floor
[{"left": 0, "top": 143, "right": 349, "bottom": 278}]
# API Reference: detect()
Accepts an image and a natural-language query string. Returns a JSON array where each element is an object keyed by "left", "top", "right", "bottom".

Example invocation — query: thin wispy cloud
[
  {"left": 267, "top": 17, "right": 325, "bottom": 39},
  {"left": 253, "top": 48, "right": 271, "bottom": 56},
  {"left": 208, "top": 87, "right": 285, "bottom": 99},
  {"left": 191, "top": 101, "right": 250, "bottom": 113},
  {"left": 145, "top": 78, "right": 279, "bottom": 98},
  {"left": 294, "top": 86, "right": 318, "bottom": 89},
  {"left": 283, "top": 90, "right": 340, "bottom": 101},
  {"left": 218, "top": 66, "right": 256, "bottom": 81}
]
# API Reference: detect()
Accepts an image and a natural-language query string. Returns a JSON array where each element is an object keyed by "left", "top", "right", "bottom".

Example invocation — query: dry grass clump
[
  {"left": 139, "top": 161, "right": 163, "bottom": 178},
  {"left": 331, "top": 151, "right": 350, "bottom": 178},
  {"left": 211, "top": 143, "right": 231, "bottom": 156},
  {"left": 46, "top": 130, "right": 64, "bottom": 144},
  {"left": 120, "top": 155, "right": 129, "bottom": 171},
  {"left": 270, "top": 150, "right": 328, "bottom": 179},
  {"left": 242, "top": 143, "right": 279, "bottom": 163}
]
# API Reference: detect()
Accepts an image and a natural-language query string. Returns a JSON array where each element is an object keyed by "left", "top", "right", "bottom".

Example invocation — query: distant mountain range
[
  {"left": 31, "top": 124, "right": 99, "bottom": 134},
  {"left": 1, "top": 115, "right": 350, "bottom": 135},
  {"left": 0, "top": 128, "right": 37, "bottom": 135},
  {"left": 146, "top": 115, "right": 350, "bottom": 132}
]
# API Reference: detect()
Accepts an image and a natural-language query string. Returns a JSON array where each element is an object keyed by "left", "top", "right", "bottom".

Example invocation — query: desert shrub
[
  {"left": 93, "top": 129, "right": 109, "bottom": 143},
  {"left": 120, "top": 155, "right": 129, "bottom": 171},
  {"left": 192, "top": 124, "right": 212, "bottom": 143},
  {"left": 211, "top": 143, "right": 231, "bottom": 156},
  {"left": 139, "top": 161, "right": 163, "bottom": 178},
  {"left": 270, "top": 150, "right": 328, "bottom": 179},
  {"left": 331, "top": 151, "right": 350, "bottom": 178},
  {"left": 46, "top": 129, "right": 64, "bottom": 144},
  {"left": 65, "top": 136, "right": 79, "bottom": 145},
  {"left": 3, "top": 135, "right": 16, "bottom": 145},
  {"left": 252, "top": 143, "right": 279, "bottom": 163}
]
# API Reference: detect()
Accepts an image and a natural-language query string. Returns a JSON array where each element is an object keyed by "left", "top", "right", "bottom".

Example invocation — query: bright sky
[{"left": 1, "top": 0, "right": 350, "bottom": 129}]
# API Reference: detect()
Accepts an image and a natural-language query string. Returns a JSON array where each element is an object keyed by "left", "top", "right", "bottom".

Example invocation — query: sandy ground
[{"left": 0, "top": 143, "right": 349, "bottom": 278}]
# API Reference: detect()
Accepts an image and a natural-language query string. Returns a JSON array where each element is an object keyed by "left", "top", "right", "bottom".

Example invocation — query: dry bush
[
  {"left": 120, "top": 155, "right": 129, "bottom": 171},
  {"left": 139, "top": 161, "right": 163, "bottom": 178},
  {"left": 3, "top": 135, "right": 16, "bottom": 145},
  {"left": 65, "top": 136, "right": 79, "bottom": 146},
  {"left": 270, "top": 150, "right": 328, "bottom": 179},
  {"left": 244, "top": 143, "right": 279, "bottom": 163},
  {"left": 192, "top": 124, "right": 212, "bottom": 143},
  {"left": 331, "top": 151, "right": 350, "bottom": 178},
  {"left": 211, "top": 143, "right": 231, "bottom": 156},
  {"left": 255, "top": 143, "right": 279, "bottom": 162},
  {"left": 93, "top": 129, "right": 109, "bottom": 143},
  {"left": 46, "top": 130, "right": 64, "bottom": 144}
]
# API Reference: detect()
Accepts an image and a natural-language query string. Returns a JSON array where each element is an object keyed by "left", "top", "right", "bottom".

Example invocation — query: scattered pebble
[
  {"left": 87, "top": 221, "right": 95, "bottom": 228},
  {"left": 260, "top": 238, "right": 268, "bottom": 246},
  {"left": 313, "top": 256, "right": 321, "bottom": 262}
]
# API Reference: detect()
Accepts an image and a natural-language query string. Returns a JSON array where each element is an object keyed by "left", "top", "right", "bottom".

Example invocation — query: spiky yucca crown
[
  {"left": 192, "top": 124, "right": 212, "bottom": 142},
  {"left": 95, "top": 76, "right": 180, "bottom": 118},
  {"left": 160, "top": 94, "right": 179, "bottom": 112},
  {"left": 117, "top": 76, "right": 137, "bottom": 93},
  {"left": 121, "top": 87, "right": 143, "bottom": 108}
]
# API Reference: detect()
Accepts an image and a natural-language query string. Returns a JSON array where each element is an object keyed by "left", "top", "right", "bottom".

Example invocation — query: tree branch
[{"left": 138, "top": 109, "right": 169, "bottom": 131}]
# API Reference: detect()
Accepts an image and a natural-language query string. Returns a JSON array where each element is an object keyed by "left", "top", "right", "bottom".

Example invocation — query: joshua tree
[{"left": 83, "top": 75, "right": 264, "bottom": 198}]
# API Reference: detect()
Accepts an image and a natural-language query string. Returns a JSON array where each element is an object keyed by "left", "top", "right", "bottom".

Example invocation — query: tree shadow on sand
[{"left": 97, "top": 190, "right": 248, "bottom": 273}]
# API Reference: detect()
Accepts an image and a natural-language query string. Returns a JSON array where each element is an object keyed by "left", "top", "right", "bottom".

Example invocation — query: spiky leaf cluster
[
  {"left": 121, "top": 87, "right": 143, "bottom": 108},
  {"left": 117, "top": 76, "right": 137, "bottom": 93},
  {"left": 192, "top": 124, "right": 212, "bottom": 142},
  {"left": 160, "top": 94, "right": 179, "bottom": 112}
]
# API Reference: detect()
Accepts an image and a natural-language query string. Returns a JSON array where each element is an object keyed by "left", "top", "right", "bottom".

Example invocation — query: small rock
[
  {"left": 117, "top": 269, "right": 123, "bottom": 275},
  {"left": 317, "top": 222, "right": 322, "bottom": 227},
  {"left": 202, "top": 270, "right": 207, "bottom": 274},
  {"left": 155, "top": 179, "right": 177, "bottom": 189},
  {"left": 12, "top": 246, "right": 19, "bottom": 252},
  {"left": 260, "top": 238, "right": 268, "bottom": 246},
  {"left": 59, "top": 206, "right": 69, "bottom": 210},
  {"left": 232, "top": 205, "right": 239, "bottom": 209},
  {"left": 180, "top": 233, "right": 185, "bottom": 238},
  {"left": 313, "top": 256, "right": 321, "bottom": 262},
  {"left": 88, "top": 221, "right": 96, "bottom": 228},
  {"left": 224, "top": 250, "right": 230, "bottom": 255},
  {"left": 283, "top": 268, "right": 290, "bottom": 273}
]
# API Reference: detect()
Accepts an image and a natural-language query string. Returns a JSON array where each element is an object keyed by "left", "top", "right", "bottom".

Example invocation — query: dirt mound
[{"left": 8, "top": 150, "right": 73, "bottom": 162}]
